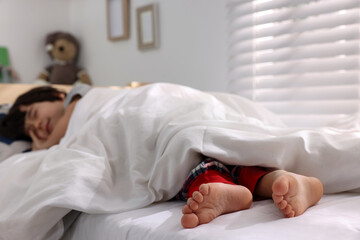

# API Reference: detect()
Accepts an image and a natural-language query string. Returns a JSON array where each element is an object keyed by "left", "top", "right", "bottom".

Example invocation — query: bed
[{"left": 0, "top": 83, "right": 360, "bottom": 240}]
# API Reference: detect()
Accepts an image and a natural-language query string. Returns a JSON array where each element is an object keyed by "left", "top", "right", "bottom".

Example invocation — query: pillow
[
  {"left": 0, "top": 104, "right": 31, "bottom": 162},
  {"left": 0, "top": 103, "right": 11, "bottom": 114}
]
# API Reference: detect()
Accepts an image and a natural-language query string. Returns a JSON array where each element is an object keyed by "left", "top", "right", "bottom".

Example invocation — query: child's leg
[
  {"left": 232, "top": 166, "right": 271, "bottom": 195},
  {"left": 179, "top": 158, "right": 252, "bottom": 229},
  {"left": 253, "top": 170, "right": 324, "bottom": 217}
]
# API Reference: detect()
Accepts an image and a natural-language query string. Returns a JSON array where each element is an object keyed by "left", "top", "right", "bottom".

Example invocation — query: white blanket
[{"left": 1, "top": 83, "right": 360, "bottom": 240}]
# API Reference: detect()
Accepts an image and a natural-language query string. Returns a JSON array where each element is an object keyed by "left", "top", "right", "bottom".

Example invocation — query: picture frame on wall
[
  {"left": 137, "top": 4, "right": 159, "bottom": 50},
  {"left": 107, "top": 0, "right": 129, "bottom": 41}
]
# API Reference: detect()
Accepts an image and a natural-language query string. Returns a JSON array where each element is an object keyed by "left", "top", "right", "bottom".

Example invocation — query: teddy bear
[{"left": 36, "top": 31, "right": 91, "bottom": 85}]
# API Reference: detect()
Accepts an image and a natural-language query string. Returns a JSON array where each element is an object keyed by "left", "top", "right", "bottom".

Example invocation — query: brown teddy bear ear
[{"left": 45, "top": 32, "right": 61, "bottom": 47}]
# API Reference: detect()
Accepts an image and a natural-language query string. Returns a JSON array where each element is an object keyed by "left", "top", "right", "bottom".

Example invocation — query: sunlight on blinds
[{"left": 227, "top": 0, "right": 360, "bottom": 127}]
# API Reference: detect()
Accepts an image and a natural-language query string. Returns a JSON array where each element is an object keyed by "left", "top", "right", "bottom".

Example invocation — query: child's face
[{"left": 20, "top": 100, "right": 65, "bottom": 141}]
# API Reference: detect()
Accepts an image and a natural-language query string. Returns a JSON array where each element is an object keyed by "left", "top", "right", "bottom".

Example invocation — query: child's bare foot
[
  {"left": 181, "top": 183, "right": 252, "bottom": 228},
  {"left": 270, "top": 170, "right": 323, "bottom": 218}
]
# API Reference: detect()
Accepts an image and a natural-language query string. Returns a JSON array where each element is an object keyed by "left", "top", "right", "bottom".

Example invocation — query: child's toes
[
  {"left": 182, "top": 205, "right": 193, "bottom": 214},
  {"left": 283, "top": 205, "right": 292, "bottom": 215},
  {"left": 277, "top": 200, "right": 287, "bottom": 210},
  {"left": 192, "top": 191, "right": 204, "bottom": 203},
  {"left": 187, "top": 198, "right": 199, "bottom": 211},
  {"left": 286, "top": 211, "right": 295, "bottom": 218},
  {"left": 272, "top": 194, "right": 283, "bottom": 203},
  {"left": 199, "top": 184, "right": 210, "bottom": 196}
]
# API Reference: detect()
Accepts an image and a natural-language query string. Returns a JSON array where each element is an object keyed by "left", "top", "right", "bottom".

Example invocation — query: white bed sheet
[{"left": 64, "top": 193, "right": 360, "bottom": 240}]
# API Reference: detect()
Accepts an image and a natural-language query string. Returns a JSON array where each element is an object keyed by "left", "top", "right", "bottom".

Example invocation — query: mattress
[{"left": 63, "top": 193, "right": 360, "bottom": 240}]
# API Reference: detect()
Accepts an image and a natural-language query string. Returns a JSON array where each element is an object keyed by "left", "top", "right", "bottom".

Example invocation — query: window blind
[{"left": 227, "top": 0, "right": 360, "bottom": 128}]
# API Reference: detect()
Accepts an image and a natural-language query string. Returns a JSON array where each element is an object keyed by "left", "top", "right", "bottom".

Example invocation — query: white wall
[
  {"left": 0, "top": 0, "right": 70, "bottom": 82},
  {"left": 1, "top": 0, "right": 228, "bottom": 92}
]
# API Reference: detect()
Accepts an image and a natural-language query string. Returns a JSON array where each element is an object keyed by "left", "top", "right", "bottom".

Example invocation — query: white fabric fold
[{"left": 0, "top": 83, "right": 360, "bottom": 239}]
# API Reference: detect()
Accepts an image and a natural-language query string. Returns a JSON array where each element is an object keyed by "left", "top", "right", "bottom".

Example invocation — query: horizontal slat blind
[{"left": 227, "top": 0, "right": 360, "bottom": 128}]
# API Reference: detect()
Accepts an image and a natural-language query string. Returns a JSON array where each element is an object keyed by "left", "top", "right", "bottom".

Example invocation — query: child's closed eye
[{"left": 26, "top": 107, "right": 34, "bottom": 120}]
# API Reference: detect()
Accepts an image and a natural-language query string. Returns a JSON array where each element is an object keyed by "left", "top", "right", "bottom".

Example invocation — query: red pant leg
[
  {"left": 187, "top": 170, "right": 236, "bottom": 198},
  {"left": 234, "top": 166, "right": 271, "bottom": 194}
]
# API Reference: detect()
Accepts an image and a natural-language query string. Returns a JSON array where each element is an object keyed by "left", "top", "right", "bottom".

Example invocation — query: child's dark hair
[{"left": 0, "top": 86, "right": 67, "bottom": 140}]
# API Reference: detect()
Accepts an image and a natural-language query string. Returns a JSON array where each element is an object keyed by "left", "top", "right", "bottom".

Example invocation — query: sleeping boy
[
  {"left": 0, "top": 84, "right": 323, "bottom": 229},
  {"left": 0, "top": 84, "right": 91, "bottom": 150}
]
